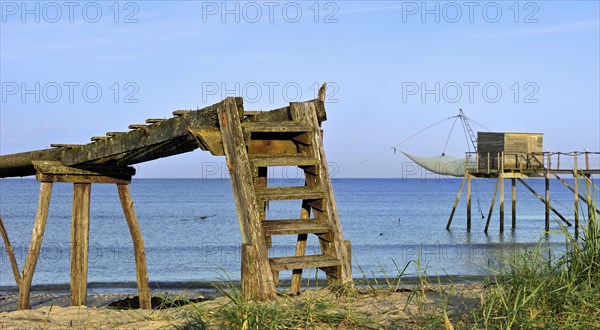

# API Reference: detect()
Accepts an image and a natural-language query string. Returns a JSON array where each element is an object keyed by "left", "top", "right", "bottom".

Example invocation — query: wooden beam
[
  {"left": 0, "top": 149, "right": 63, "bottom": 178},
  {"left": 18, "top": 182, "right": 53, "bottom": 310},
  {"left": 188, "top": 127, "right": 225, "bottom": 156},
  {"left": 117, "top": 184, "right": 151, "bottom": 309},
  {"left": 33, "top": 161, "right": 134, "bottom": 184},
  {"left": 70, "top": 183, "right": 91, "bottom": 306},
  {"left": 145, "top": 118, "right": 165, "bottom": 124},
  {"left": 553, "top": 173, "right": 600, "bottom": 215},
  {"left": 60, "top": 103, "right": 219, "bottom": 166},
  {"left": 0, "top": 215, "right": 21, "bottom": 287},
  {"left": 517, "top": 178, "right": 572, "bottom": 227}
]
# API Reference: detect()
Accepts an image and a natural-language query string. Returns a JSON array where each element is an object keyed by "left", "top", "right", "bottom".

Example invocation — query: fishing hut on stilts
[
  {"left": 0, "top": 85, "right": 352, "bottom": 310},
  {"left": 446, "top": 132, "right": 600, "bottom": 235}
]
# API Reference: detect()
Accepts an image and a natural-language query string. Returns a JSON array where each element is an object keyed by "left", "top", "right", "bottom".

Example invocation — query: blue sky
[{"left": 1, "top": 1, "right": 599, "bottom": 178}]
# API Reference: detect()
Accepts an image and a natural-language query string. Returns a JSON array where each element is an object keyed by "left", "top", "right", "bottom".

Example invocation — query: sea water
[{"left": 1, "top": 177, "right": 598, "bottom": 289}]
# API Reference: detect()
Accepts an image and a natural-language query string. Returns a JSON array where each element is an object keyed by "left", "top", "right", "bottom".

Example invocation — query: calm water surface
[{"left": 1, "top": 178, "right": 597, "bottom": 289}]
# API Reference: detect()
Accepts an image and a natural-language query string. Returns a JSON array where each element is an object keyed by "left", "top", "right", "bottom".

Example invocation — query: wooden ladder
[{"left": 208, "top": 96, "right": 351, "bottom": 299}]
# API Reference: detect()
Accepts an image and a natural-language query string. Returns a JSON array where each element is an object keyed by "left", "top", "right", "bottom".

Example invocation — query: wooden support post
[
  {"left": 586, "top": 174, "right": 592, "bottom": 223},
  {"left": 217, "top": 97, "right": 275, "bottom": 300},
  {"left": 0, "top": 215, "right": 21, "bottom": 287},
  {"left": 117, "top": 184, "right": 151, "bottom": 309},
  {"left": 511, "top": 178, "right": 517, "bottom": 229},
  {"left": 545, "top": 153, "right": 551, "bottom": 231},
  {"left": 18, "top": 182, "right": 53, "bottom": 310},
  {"left": 484, "top": 177, "right": 500, "bottom": 234},
  {"left": 574, "top": 156, "right": 579, "bottom": 238},
  {"left": 290, "top": 201, "right": 311, "bottom": 294},
  {"left": 447, "top": 174, "right": 467, "bottom": 230},
  {"left": 241, "top": 244, "right": 258, "bottom": 300},
  {"left": 466, "top": 173, "right": 472, "bottom": 232},
  {"left": 70, "top": 183, "right": 91, "bottom": 307},
  {"left": 499, "top": 153, "right": 505, "bottom": 233}
]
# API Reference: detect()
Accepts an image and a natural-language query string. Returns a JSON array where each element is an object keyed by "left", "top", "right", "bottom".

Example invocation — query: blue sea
[{"left": 1, "top": 177, "right": 598, "bottom": 290}]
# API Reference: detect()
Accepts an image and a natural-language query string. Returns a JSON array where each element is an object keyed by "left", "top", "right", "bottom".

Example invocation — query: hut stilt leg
[
  {"left": 545, "top": 173, "right": 550, "bottom": 231},
  {"left": 511, "top": 178, "right": 516, "bottom": 229},
  {"left": 499, "top": 175, "right": 505, "bottom": 233},
  {"left": 467, "top": 173, "right": 472, "bottom": 232},
  {"left": 447, "top": 174, "right": 467, "bottom": 230},
  {"left": 117, "top": 184, "right": 151, "bottom": 309},
  {"left": 484, "top": 177, "right": 500, "bottom": 234},
  {"left": 18, "top": 182, "right": 53, "bottom": 310},
  {"left": 70, "top": 183, "right": 91, "bottom": 306},
  {"left": 574, "top": 164, "right": 579, "bottom": 239}
]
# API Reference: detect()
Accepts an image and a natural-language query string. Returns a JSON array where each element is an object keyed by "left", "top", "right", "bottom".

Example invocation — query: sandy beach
[{"left": 0, "top": 282, "right": 485, "bottom": 329}]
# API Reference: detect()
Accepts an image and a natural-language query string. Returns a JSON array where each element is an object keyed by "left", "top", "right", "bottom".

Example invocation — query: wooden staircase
[{"left": 191, "top": 94, "right": 351, "bottom": 299}]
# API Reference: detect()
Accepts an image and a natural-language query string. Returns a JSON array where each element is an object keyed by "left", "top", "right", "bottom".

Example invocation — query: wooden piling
[
  {"left": 446, "top": 174, "right": 467, "bottom": 230},
  {"left": 545, "top": 153, "right": 551, "bottom": 231},
  {"left": 499, "top": 154, "right": 505, "bottom": 233},
  {"left": 117, "top": 184, "right": 151, "bottom": 309},
  {"left": 70, "top": 183, "right": 91, "bottom": 306},
  {"left": 574, "top": 156, "right": 579, "bottom": 238},
  {"left": 18, "top": 182, "right": 53, "bottom": 310},
  {"left": 511, "top": 178, "right": 516, "bottom": 229},
  {"left": 466, "top": 173, "right": 472, "bottom": 231},
  {"left": 484, "top": 177, "right": 500, "bottom": 234}
]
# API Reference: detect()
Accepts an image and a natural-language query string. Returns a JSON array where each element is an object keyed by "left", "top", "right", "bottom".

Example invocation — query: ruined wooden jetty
[
  {"left": 0, "top": 89, "right": 352, "bottom": 309},
  {"left": 446, "top": 132, "right": 599, "bottom": 235}
]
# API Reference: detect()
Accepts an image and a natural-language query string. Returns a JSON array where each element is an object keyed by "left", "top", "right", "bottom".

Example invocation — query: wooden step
[
  {"left": 262, "top": 220, "right": 332, "bottom": 235},
  {"left": 242, "top": 121, "right": 312, "bottom": 133},
  {"left": 270, "top": 255, "right": 341, "bottom": 271},
  {"left": 256, "top": 187, "right": 325, "bottom": 201},
  {"left": 249, "top": 155, "right": 319, "bottom": 167}
]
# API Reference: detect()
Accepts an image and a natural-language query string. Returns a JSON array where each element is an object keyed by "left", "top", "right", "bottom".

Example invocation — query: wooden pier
[
  {"left": 0, "top": 86, "right": 352, "bottom": 309},
  {"left": 447, "top": 148, "right": 599, "bottom": 235}
]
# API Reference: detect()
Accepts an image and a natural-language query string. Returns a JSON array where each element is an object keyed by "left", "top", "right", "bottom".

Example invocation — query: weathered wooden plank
[
  {"left": 91, "top": 136, "right": 110, "bottom": 142},
  {"left": 269, "top": 255, "right": 341, "bottom": 271},
  {"left": 70, "top": 183, "right": 91, "bottom": 306},
  {"left": 0, "top": 215, "right": 21, "bottom": 287},
  {"left": 217, "top": 97, "right": 275, "bottom": 300},
  {"left": 188, "top": 127, "right": 224, "bottom": 156},
  {"left": 18, "top": 182, "right": 53, "bottom": 310},
  {"left": 242, "top": 121, "right": 312, "bottom": 133},
  {"left": 117, "top": 184, "right": 151, "bottom": 309},
  {"left": 128, "top": 124, "right": 147, "bottom": 130},
  {"left": 262, "top": 219, "right": 331, "bottom": 235},
  {"left": 255, "top": 187, "right": 325, "bottom": 201},
  {"left": 172, "top": 110, "right": 191, "bottom": 116},
  {"left": 249, "top": 155, "right": 319, "bottom": 167},
  {"left": 106, "top": 132, "right": 127, "bottom": 137},
  {"left": 291, "top": 202, "right": 312, "bottom": 293},
  {"left": 50, "top": 144, "right": 82, "bottom": 148},
  {"left": 145, "top": 118, "right": 165, "bottom": 124}
]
